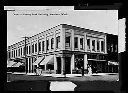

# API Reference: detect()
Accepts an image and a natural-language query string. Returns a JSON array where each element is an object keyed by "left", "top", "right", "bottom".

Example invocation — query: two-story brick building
[{"left": 7, "top": 24, "right": 109, "bottom": 74}]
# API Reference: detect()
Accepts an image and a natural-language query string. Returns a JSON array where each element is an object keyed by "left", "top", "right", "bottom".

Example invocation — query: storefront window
[
  {"left": 74, "top": 37, "right": 78, "bottom": 48},
  {"left": 92, "top": 40, "right": 95, "bottom": 51},
  {"left": 65, "top": 36, "right": 70, "bottom": 47},
  {"left": 87, "top": 39, "right": 90, "bottom": 50},
  {"left": 80, "top": 38, "right": 84, "bottom": 50}
]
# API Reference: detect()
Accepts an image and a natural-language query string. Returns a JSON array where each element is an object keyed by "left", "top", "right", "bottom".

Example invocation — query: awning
[
  {"left": 108, "top": 61, "right": 119, "bottom": 65},
  {"left": 33, "top": 56, "right": 44, "bottom": 65},
  {"left": 40, "top": 55, "right": 54, "bottom": 65},
  {"left": 11, "top": 62, "right": 24, "bottom": 67},
  {"left": 7, "top": 61, "right": 17, "bottom": 67}
]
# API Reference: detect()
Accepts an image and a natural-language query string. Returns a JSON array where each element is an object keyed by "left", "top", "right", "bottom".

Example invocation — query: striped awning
[
  {"left": 33, "top": 56, "right": 44, "bottom": 65},
  {"left": 7, "top": 61, "right": 17, "bottom": 67},
  {"left": 11, "top": 62, "right": 24, "bottom": 67},
  {"left": 40, "top": 55, "right": 54, "bottom": 65}
]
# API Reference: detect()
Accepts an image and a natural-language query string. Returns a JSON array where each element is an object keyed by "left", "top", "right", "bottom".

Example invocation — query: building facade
[{"left": 7, "top": 24, "right": 109, "bottom": 74}]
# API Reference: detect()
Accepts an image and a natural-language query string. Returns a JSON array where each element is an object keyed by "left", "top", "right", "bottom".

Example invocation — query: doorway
[
  {"left": 65, "top": 57, "right": 71, "bottom": 74},
  {"left": 57, "top": 57, "right": 61, "bottom": 74}
]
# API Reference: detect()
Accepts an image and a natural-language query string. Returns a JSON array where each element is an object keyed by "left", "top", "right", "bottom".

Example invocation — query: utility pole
[{"left": 22, "top": 36, "right": 30, "bottom": 74}]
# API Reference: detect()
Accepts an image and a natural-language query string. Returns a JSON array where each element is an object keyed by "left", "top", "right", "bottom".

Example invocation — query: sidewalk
[{"left": 8, "top": 72, "right": 118, "bottom": 77}]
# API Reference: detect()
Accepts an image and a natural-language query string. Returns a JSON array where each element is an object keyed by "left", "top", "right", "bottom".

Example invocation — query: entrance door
[
  {"left": 57, "top": 57, "right": 61, "bottom": 74},
  {"left": 65, "top": 57, "right": 71, "bottom": 74}
]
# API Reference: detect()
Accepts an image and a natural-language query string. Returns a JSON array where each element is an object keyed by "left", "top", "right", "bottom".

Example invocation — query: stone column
[
  {"left": 84, "top": 54, "right": 88, "bottom": 69},
  {"left": 27, "top": 58, "right": 29, "bottom": 73},
  {"left": 95, "top": 39, "right": 97, "bottom": 52},
  {"left": 54, "top": 29, "right": 56, "bottom": 51},
  {"left": 71, "top": 54, "right": 75, "bottom": 74},
  {"left": 54, "top": 54, "right": 57, "bottom": 73},
  {"left": 104, "top": 36, "right": 107, "bottom": 54},
  {"left": 90, "top": 39, "right": 92, "bottom": 52},
  {"left": 71, "top": 29, "right": 74, "bottom": 51},
  {"left": 84, "top": 33, "right": 87, "bottom": 52},
  {"left": 61, "top": 57, "right": 65, "bottom": 75},
  {"left": 78, "top": 37, "right": 80, "bottom": 50},
  {"left": 60, "top": 28, "right": 65, "bottom": 50}
]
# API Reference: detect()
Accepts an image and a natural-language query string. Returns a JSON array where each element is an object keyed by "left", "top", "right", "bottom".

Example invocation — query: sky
[{"left": 6, "top": 6, "right": 119, "bottom": 48}]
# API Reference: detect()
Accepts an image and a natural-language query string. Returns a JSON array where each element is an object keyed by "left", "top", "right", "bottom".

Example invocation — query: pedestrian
[
  {"left": 76, "top": 67, "right": 78, "bottom": 74},
  {"left": 81, "top": 67, "right": 84, "bottom": 76}
]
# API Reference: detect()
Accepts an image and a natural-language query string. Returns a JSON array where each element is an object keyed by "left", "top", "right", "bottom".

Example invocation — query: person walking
[{"left": 81, "top": 67, "right": 84, "bottom": 76}]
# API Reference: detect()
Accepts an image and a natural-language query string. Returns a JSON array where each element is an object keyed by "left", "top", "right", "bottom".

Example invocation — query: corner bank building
[{"left": 7, "top": 24, "right": 112, "bottom": 74}]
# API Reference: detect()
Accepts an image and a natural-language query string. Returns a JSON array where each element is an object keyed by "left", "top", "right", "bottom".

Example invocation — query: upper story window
[
  {"left": 14, "top": 50, "right": 15, "bottom": 58},
  {"left": 51, "top": 38, "right": 54, "bottom": 49},
  {"left": 18, "top": 48, "right": 20, "bottom": 56},
  {"left": 101, "top": 41, "right": 104, "bottom": 52},
  {"left": 21, "top": 47, "right": 22, "bottom": 56},
  {"left": 32, "top": 44, "right": 34, "bottom": 53},
  {"left": 80, "top": 38, "right": 84, "bottom": 50},
  {"left": 39, "top": 42, "right": 41, "bottom": 52},
  {"left": 97, "top": 40, "right": 100, "bottom": 51},
  {"left": 42, "top": 41, "right": 45, "bottom": 51},
  {"left": 56, "top": 36, "right": 60, "bottom": 48},
  {"left": 29, "top": 46, "right": 31, "bottom": 54},
  {"left": 115, "top": 44, "right": 118, "bottom": 52},
  {"left": 65, "top": 36, "right": 70, "bottom": 47},
  {"left": 35, "top": 43, "right": 37, "bottom": 52},
  {"left": 74, "top": 37, "right": 78, "bottom": 48},
  {"left": 46, "top": 39, "right": 49, "bottom": 50},
  {"left": 26, "top": 46, "right": 28, "bottom": 54},
  {"left": 12, "top": 51, "right": 13, "bottom": 57},
  {"left": 92, "top": 40, "right": 95, "bottom": 51},
  {"left": 16, "top": 50, "right": 17, "bottom": 57},
  {"left": 8, "top": 51, "right": 11, "bottom": 58},
  {"left": 87, "top": 39, "right": 90, "bottom": 50}
]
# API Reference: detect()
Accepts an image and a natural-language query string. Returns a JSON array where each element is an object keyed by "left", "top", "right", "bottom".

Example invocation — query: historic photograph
[{"left": 5, "top": 6, "right": 125, "bottom": 91}]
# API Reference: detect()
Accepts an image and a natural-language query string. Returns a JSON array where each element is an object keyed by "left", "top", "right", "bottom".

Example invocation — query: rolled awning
[
  {"left": 7, "top": 61, "right": 17, "bottom": 67},
  {"left": 33, "top": 56, "right": 44, "bottom": 65},
  {"left": 108, "top": 61, "right": 119, "bottom": 65},
  {"left": 11, "top": 62, "right": 24, "bottom": 67},
  {"left": 40, "top": 55, "right": 54, "bottom": 65}
]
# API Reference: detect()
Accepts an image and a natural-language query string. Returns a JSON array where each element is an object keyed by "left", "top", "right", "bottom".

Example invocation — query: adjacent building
[{"left": 7, "top": 24, "right": 118, "bottom": 74}]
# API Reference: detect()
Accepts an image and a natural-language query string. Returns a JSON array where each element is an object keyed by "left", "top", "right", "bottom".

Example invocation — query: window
[
  {"left": 97, "top": 40, "right": 100, "bottom": 51},
  {"left": 101, "top": 41, "right": 104, "bottom": 52},
  {"left": 35, "top": 43, "right": 37, "bottom": 52},
  {"left": 14, "top": 50, "right": 15, "bottom": 58},
  {"left": 8, "top": 52, "right": 10, "bottom": 58},
  {"left": 39, "top": 42, "right": 41, "bottom": 52},
  {"left": 51, "top": 38, "right": 54, "bottom": 49},
  {"left": 65, "top": 36, "right": 70, "bottom": 47},
  {"left": 20, "top": 48, "right": 22, "bottom": 56},
  {"left": 42, "top": 41, "right": 45, "bottom": 51},
  {"left": 92, "top": 40, "right": 95, "bottom": 51},
  {"left": 29, "top": 46, "right": 31, "bottom": 54},
  {"left": 32, "top": 44, "right": 34, "bottom": 53},
  {"left": 56, "top": 36, "right": 60, "bottom": 48},
  {"left": 18, "top": 49, "right": 20, "bottom": 56},
  {"left": 23, "top": 47, "right": 25, "bottom": 55},
  {"left": 115, "top": 44, "right": 117, "bottom": 52},
  {"left": 21, "top": 48, "right": 22, "bottom": 56},
  {"left": 16, "top": 50, "right": 17, "bottom": 57},
  {"left": 87, "top": 39, "right": 90, "bottom": 50},
  {"left": 46, "top": 39, "right": 49, "bottom": 50},
  {"left": 12, "top": 51, "right": 13, "bottom": 57},
  {"left": 80, "top": 38, "right": 84, "bottom": 49},
  {"left": 26, "top": 46, "right": 28, "bottom": 54},
  {"left": 74, "top": 37, "right": 78, "bottom": 48}
]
